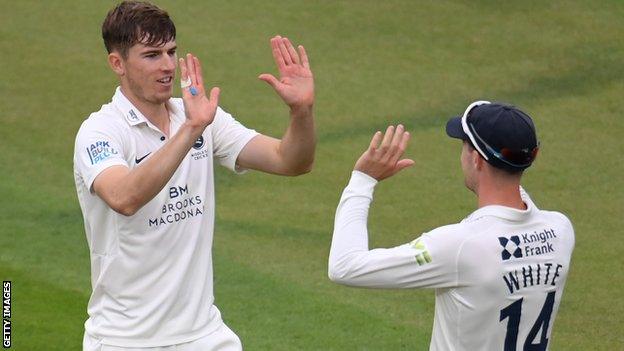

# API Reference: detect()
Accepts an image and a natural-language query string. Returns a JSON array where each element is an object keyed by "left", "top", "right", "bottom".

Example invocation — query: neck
[
  {"left": 120, "top": 86, "right": 170, "bottom": 136},
  {"left": 476, "top": 179, "right": 526, "bottom": 210}
]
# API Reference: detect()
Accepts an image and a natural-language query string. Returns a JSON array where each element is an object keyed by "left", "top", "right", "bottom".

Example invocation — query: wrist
[
  {"left": 352, "top": 170, "right": 378, "bottom": 183},
  {"left": 346, "top": 170, "right": 378, "bottom": 195},
  {"left": 289, "top": 104, "right": 313, "bottom": 119},
  {"left": 352, "top": 168, "right": 380, "bottom": 183},
  {"left": 179, "top": 122, "right": 206, "bottom": 142}
]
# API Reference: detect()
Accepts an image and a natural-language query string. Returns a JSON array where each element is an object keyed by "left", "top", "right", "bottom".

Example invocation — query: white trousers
[{"left": 83, "top": 323, "right": 242, "bottom": 351}]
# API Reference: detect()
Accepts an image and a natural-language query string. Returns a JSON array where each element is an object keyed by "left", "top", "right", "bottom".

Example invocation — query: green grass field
[{"left": 1, "top": 0, "right": 623, "bottom": 349}]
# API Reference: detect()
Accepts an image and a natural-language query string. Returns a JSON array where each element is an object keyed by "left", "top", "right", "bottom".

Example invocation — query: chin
[{"left": 153, "top": 91, "right": 173, "bottom": 104}]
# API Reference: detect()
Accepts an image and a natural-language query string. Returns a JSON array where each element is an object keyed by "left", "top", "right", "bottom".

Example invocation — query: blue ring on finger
[{"left": 190, "top": 86, "right": 198, "bottom": 96}]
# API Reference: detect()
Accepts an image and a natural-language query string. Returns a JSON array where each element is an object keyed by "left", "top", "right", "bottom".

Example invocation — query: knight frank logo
[{"left": 498, "top": 235, "right": 523, "bottom": 261}]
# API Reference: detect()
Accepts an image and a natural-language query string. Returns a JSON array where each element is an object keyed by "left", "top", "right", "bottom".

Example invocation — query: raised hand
[
  {"left": 179, "top": 53, "right": 220, "bottom": 128},
  {"left": 258, "top": 35, "right": 314, "bottom": 112},
  {"left": 354, "top": 125, "right": 415, "bottom": 181}
]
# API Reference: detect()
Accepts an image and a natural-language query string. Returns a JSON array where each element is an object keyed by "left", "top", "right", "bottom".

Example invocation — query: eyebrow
[{"left": 140, "top": 46, "right": 177, "bottom": 55}]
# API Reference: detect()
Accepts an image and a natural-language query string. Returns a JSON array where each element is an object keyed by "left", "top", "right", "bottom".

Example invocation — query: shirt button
[{"left": 160, "top": 136, "right": 166, "bottom": 141}]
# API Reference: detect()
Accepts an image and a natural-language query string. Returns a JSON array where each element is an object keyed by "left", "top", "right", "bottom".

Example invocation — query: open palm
[
  {"left": 179, "top": 53, "right": 220, "bottom": 128},
  {"left": 259, "top": 36, "right": 314, "bottom": 110}
]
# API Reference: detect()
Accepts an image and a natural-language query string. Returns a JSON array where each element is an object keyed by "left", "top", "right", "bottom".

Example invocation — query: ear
[
  {"left": 473, "top": 150, "right": 484, "bottom": 170},
  {"left": 532, "top": 147, "right": 539, "bottom": 161},
  {"left": 108, "top": 52, "right": 125, "bottom": 76}
]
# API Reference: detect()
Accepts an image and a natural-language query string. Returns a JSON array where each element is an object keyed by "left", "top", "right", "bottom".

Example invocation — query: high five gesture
[
  {"left": 355, "top": 125, "right": 414, "bottom": 181},
  {"left": 235, "top": 35, "right": 316, "bottom": 176},
  {"left": 78, "top": 3, "right": 319, "bottom": 349},
  {"left": 259, "top": 36, "right": 314, "bottom": 112},
  {"left": 179, "top": 53, "right": 221, "bottom": 129}
]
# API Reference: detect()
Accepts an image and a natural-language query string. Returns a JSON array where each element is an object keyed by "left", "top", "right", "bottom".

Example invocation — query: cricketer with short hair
[{"left": 74, "top": 1, "right": 315, "bottom": 350}]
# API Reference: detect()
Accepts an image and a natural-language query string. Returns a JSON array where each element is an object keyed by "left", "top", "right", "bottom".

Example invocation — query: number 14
[{"left": 499, "top": 291, "right": 556, "bottom": 351}]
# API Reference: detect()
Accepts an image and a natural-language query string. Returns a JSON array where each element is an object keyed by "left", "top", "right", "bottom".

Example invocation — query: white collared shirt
[
  {"left": 329, "top": 171, "right": 575, "bottom": 351},
  {"left": 73, "top": 87, "right": 258, "bottom": 347}
]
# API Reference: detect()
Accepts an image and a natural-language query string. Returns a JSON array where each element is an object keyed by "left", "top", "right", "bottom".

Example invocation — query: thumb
[
  {"left": 395, "top": 159, "right": 415, "bottom": 172},
  {"left": 258, "top": 74, "right": 281, "bottom": 90}
]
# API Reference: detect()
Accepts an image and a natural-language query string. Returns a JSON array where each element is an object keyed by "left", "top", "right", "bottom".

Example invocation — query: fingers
[
  {"left": 258, "top": 73, "right": 280, "bottom": 90},
  {"left": 179, "top": 57, "right": 188, "bottom": 79},
  {"left": 186, "top": 53, "right": 197, "bottom": 87},
  {"left": 270, "top": 35, "right": 308, "bottom": 70},
  {"left": 180, "top": 54, "right": 201, "bottom": 97},
  {"left": 298, "top": 45, "right": 310, "bottom": 69},
  {"left": 390, "top": 125, "right": 405, "bottom": 147},
  {"left": 283, "top": 37, "right": 300, "bottom": 64},
  {"left": 270, "top": 37, "right": 286, "bottom": 71},
  {"left": 375, "top": 124, "right": 411, "bottom": 165},
  {"left": 387, "top": 125, "right": 407, "bottom": 165},
  {"left": 395, "top": 159, "right": 415, "bottom": 172},
  {"left": 179, "top": 57, "right": 189, "bottom": 96},
  {"left": 379, "top": 125, "right": 395, "bottom": 153},
  {"left": 179, "top": 53, "right": 216, "bottom": 103},
  {"left": 369, "top": 131, "right": 383, "bottom": 150},
  {"left": 193, "top": 56, "right": 204, "bottom": 88},
  {"left": 208, "top": 87, "right": 220, "bottom": 106},
  {"left": 356, "top": 126, "right": 413, "bottom": 181},
  {"left": 276, "top": 36, "right": 292, "bottom": 65},
  {"left": 400, "top": 130, "right": 411, "bottom": 152}
]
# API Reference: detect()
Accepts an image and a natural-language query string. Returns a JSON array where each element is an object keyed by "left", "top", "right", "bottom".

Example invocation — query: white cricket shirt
[
  {"left": 73, "top": 87, "right": 258, "bottom": 347},
  {"left": 329, "top": 171, "right": 575, "bottom": 351}
]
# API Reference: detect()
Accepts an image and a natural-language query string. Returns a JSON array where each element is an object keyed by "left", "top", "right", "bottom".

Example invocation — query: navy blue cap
[{"left": 446, "top": 102, "right": 539, "bottom": 171}]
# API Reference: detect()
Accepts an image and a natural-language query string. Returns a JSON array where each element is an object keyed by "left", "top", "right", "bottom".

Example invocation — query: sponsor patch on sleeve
[
  {"left": 409, "top": 238, "right": 432, "bottom": 266},
  {"left": 86, "top": 140, "right": 119, "bottom": 165}
]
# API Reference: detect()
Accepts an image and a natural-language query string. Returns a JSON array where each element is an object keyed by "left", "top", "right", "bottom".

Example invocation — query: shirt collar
[
  {"left": 111, "top": 86, "right": 185, "bottom": 127},
  {"left": 112, "top": 87, "right": 148, "bottom": 126},
  {"left": 462, "top": 187, "right": 538, "bottom": 223}
]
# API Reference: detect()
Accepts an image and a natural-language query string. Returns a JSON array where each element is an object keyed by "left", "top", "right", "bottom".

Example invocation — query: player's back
[{"left": 429, "top": 201, "right": 575, "bottom": 351}]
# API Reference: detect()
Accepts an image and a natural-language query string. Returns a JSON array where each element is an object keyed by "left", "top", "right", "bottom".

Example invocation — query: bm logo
[
  {"left": 169, "top": 185, "right": 188, "bottom": 198},
  {"left": 498, "top": 235, "right": 523, "bottom": 261}
]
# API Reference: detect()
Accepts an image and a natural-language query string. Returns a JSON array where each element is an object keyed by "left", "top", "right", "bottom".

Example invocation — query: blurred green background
[{"left": 1, "top": 0, "right": 623, "bottom": 349}]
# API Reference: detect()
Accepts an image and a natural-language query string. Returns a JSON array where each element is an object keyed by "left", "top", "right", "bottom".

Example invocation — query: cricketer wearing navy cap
[
  {"left": 328, "top": 100, "right": 574, "bottom": 350},
  {"left": 445, "top": 101, "right": 539, "bottom": 173}
]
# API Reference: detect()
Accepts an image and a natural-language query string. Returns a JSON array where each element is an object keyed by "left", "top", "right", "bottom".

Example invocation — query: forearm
[
  {"left": 98, "top": 123, "right": 203, "bottom": 215},
  {"left": 328, "top": 171, "right": 376, "bottom": 280},
  {"left": 328, "top": 171, "right": 425, "bottom": 288},
  {"left": 276, "top": 105, "right": 315, "bottom": 174},
  {"left": 328, "top": 127, "right": 438, "bottom": 288}
]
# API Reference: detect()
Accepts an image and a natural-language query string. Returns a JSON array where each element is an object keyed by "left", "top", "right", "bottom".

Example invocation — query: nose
[{"left": 161, "top": 54, "right": 176, "bottom": 72}]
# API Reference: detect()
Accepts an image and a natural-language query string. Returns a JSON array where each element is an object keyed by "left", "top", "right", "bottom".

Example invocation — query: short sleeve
[
  {"left": 74, "top": 118, "right": 128, "bottom": 191},
  {"left": 210, "top": 107, "right": 259, "bottom": 173}
]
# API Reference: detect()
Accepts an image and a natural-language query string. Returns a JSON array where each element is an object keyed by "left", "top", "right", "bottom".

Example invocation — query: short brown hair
[{"left": 102, "top": 1, "right": 176, "bottom": 57}]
